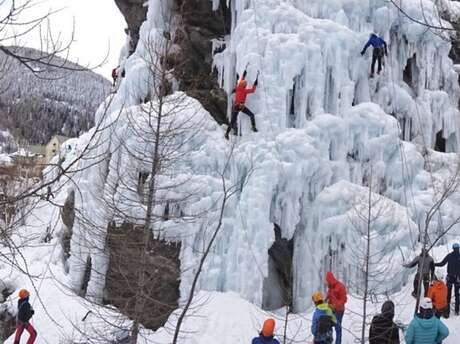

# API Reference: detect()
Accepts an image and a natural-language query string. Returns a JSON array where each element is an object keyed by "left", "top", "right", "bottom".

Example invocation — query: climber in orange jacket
[
  {"left": 326, "top": 272, "right": 347, "bottom": 344},
  {"left": 225, "top": 70, "right": 258, "bottom": 139},
  {"left": 427, "top": 275, "right": 449, "bottom": 318}
]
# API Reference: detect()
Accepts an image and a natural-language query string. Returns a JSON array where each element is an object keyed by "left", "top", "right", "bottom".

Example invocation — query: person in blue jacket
[
  {"left": 252, "top": 318, "right": 280, "bottom": 344},
  {"left": 361, "top": 33, "right": 388, "bottom": 77},
  {"left": 405, "top": 297, "right": 449, "bottom": 344},
  {"left": 311, "top": 291, "right": 337, "bottom": 344}
]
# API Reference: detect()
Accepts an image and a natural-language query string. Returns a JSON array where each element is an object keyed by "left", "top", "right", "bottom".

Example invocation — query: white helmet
[{"left": 420, "top": 297, "right": 433, "bottom": 310}]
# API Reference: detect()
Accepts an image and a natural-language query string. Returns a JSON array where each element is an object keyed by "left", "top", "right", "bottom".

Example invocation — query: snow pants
[
  {"left": 334, "top": 311, "right": 343, "bottom": 344},
  {"left": 413, "top": 272, "right": 430, "bottom": 297},
  {"left": 446, "top": 274, "right": 460, "bottom": 315},
  {"left": 14, "top": 322, "right": 37, "bottom": 344},
  {"left": 226, "top": 104, "right": 256, "bottom": 136},
  {"left": 371, "top": 48, "right": 384, "bottom": 75}
]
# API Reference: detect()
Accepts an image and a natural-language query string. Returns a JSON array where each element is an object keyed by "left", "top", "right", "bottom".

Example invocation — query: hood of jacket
[
  {"left": 326, "top": 271, "right": 337, "bottom": 287},
  {"left": 432, "top": 280, "right": 445, "bottom": 290},
  {"left": 381, "top": 300, "right": 395, "bottom": 320},
  {"left": 414, "top": 314, "right": 437, "bottom": 329},
  {"left": 17, "top": 297, "right": 29, "bottom": 308}
]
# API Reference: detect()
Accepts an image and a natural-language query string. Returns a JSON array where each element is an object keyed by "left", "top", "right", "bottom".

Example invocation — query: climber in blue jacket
[
  {"left": 405, "top": 297, "right": 449, "bottom": 344},
  {"left": 361, "top": 33, "right": 388, "bottom": 78}
]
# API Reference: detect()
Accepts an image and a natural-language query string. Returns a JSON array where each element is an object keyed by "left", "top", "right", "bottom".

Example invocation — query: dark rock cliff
[
  {"left": 115, "top": 0, "right": 231, "bottom": 124},
  {"left": 114, "top": 0, "right": 148, "bottom": 54}
]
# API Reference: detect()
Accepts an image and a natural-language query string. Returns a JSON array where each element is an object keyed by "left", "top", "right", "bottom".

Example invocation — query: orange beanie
[
  {"left": 18, "top": 289, "right": 29, "bottom": 299},
  {"left": 261, "top": 318, "right": 275, "bottom": 337}
]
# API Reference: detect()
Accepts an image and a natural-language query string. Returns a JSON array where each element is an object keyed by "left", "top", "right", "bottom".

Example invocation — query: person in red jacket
[
  {"left": 326, "top": 272, "right": 347, "bottom": 344},
  {"left": 225, "top": 70, "right": 258, "bottom": 139}
]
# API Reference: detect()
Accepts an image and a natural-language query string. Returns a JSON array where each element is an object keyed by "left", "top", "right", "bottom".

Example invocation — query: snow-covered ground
[{"left": 2, "top": 0, "right": 460, "bottom": 342}]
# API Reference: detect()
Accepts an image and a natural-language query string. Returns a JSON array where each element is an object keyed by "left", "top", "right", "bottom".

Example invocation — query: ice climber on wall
[
  {"left": 225, "top": 69, "right": 258, "bottom": 139},
  {"left": 14, "top": 289, "right": 37, "bottom": 344},
  {"left": 405, "top": 297, "right": 449, "bottom": 344},
  {"left": 434, "top": 243, "right": 460, "bottom": 316},
  {"left": 252, "top": 318, "right": 280, "bottom": 344},
  {"left": 311, "top": 291, "right": 336, "bottom": 344},
  {"left": 325, "top": 272, "right": 347, "bottom": 344},
  {"left": 360, "top": 33, "right": 388, "bottom": 78}
]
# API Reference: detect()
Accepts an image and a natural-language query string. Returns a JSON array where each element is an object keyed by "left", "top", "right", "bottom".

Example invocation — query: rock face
[
  {"left": 170, "top": 0, "right": 231, "bottom": 124},
  {"left": 114, "top": 0, "right": 231, "bottom": 124},
  {"left": 105, "top": 223, "right": 181, "bottom": 330},
  {"left": 114, "top": 0, "right": 148, "bottom": 54},
  {"left": 263, "top": 224, "right": 294, "bottom": 311},
  {"left": 61, "top": 189, "right": 75, "bottom": 266}
]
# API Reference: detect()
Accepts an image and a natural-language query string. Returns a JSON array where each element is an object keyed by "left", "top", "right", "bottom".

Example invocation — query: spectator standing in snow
[
  {"left": 360, "top": 33, "right": 388, "bottom": 78},
  {"left": 325, "top": 272, "right": 347, "bottom": 344},
  {"left": 311, "top": 291, "right": 336, "bottom": 344},
  {"left": 434, "top": 243, "right": 460, "bottom": 316},
  {"left": 252, "top": 318, "right": 280, "bottom": 344},
  {"left": 225, "top": 70, "right": 258, "bottom": 139},
  {"left": 427, "top": 274, "right": 449, "bottom": 318},
  {"left": 14, "top": 289, "right": 37, "bottom": 344},
  {"left": 405, "top": 297, "right": 449, "bottom": 344},
  {"left": 369, "top": 300, "right": 400, "bottom": 344},
  {"left": 403, "top": 248, "right": 435, "bottom": 298}
]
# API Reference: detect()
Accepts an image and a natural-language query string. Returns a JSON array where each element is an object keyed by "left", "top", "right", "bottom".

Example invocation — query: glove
[
  {"left": 360, "top": 51, "right": 365, "bottom": 56},
  {"left": 254, "top": 78, "right": 258, "bottom": 86}
]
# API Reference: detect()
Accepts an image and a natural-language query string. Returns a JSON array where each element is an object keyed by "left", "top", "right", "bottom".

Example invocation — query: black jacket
[
  {"left": 369, "top": 301, "right": 400, "bottom": 344},
  {"left": 17, "top": 297, "right": 34, "bottom": 323},
  {"left": 435, "top": 250, "right": 460, "bottom": 276}
]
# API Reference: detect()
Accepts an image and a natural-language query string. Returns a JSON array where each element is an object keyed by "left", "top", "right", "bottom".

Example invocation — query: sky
[{"left": 4, "top": 0, "right": 127, "bottom": 79}]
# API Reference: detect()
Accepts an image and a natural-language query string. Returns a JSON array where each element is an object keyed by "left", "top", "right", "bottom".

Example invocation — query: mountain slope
[{"left": 0, "top": 47, "right": 111, "bottom": 145}]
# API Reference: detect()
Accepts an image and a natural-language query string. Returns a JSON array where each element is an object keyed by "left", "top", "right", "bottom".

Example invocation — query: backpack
[{"left": 317, "top": 314, "right": 334, "bottom": 336}]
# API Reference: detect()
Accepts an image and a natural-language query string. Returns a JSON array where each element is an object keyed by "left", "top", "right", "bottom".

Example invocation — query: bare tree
[
  {"left": 0, "top": 0, "right": 104, "bottom": 77},
  {"left": 345, "top": 168, "right": 401, "bottom": 344}
]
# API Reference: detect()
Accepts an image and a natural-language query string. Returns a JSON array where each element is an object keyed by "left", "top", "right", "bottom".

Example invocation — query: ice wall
[{"left": 38, "top": 0, "right": 460, "bottom": 315}]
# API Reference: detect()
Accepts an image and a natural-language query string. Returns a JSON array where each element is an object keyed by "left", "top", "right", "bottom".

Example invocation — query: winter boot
[{"left": 252, "top": 126, "right": 258, "bottom": 132}]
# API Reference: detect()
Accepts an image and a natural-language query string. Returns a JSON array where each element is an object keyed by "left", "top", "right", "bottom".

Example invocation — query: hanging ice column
[
  {"left": 214, "top": 0, "right": 460, "bottom": 149},
  {"left": 207, "top": 0, "right": 460, "bottom": 310}
]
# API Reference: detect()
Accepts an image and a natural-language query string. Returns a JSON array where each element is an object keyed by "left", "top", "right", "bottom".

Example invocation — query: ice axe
[{"left": 254, "top": 71, "right": 260, "bottom": 86}]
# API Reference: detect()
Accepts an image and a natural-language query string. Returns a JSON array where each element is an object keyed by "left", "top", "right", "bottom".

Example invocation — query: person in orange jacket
[
  {"left": 326, "top": 272, "right": 347, "bottom": 344},
  {"left": 225, "top": 70, "right": 258, "bottom": 139},
  {"left": 427, "top": 274, "right": 449, "bottom": 318}
]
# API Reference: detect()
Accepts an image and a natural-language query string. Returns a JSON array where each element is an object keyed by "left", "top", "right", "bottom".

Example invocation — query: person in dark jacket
[
  {"left": 14, "top": 289, "right": 36, "bottom": 344},
  {"left": 252, "top": 318, "right": 280, "bottom": 344},
  {"left": 369, "top": 300, "right": 400, "bottom": 344},
  {"left": 403, "top": 248, "right": 435, "bottom": 298},
  {"left": 434, "top": 243, "right": 460, "bottom": 316},
  {"left": 405, "top": 297, "right": 449, "bottom": 344},
  {"left": 360, "top": 33, "right": 388, "bottom": 77},
  {"left": 225, "top": 70, "right": 258, "bottom": 139}
]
